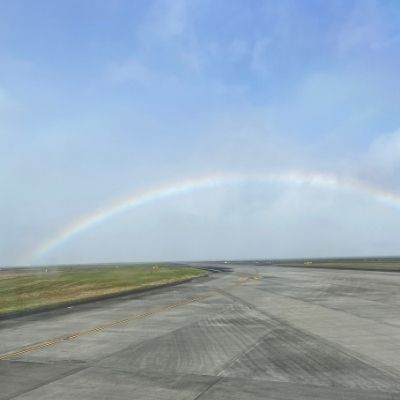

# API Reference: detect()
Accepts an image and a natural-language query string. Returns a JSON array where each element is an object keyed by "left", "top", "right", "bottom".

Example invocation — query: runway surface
[{"left": 1, "top": 264, "right": 400, "bottom": 399}]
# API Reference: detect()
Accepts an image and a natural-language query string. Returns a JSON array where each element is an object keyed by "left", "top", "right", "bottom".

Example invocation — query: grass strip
[
  {"left": 0, "top": 264, "right": 206, "bottom": 315},
  {"left": 277, "top": 261, "right": 400, "bottom": 271}
]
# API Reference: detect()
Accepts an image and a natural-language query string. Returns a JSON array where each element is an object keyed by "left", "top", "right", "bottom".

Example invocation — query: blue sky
[{"left": 1, "top": 0, "right": 400, "bottom": 265}]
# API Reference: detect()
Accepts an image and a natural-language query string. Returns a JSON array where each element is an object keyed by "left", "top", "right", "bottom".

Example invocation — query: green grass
[
  {"left": 277, "top": 261, "right": 400, "bottom": 271},
  {"left": 0, "top": 264, "right": 206, "bottom": 315}
]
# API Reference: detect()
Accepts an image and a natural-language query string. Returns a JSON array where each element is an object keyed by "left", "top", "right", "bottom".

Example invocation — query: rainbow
[{"left": 29, "top": 170, "right": 400, "bottom": 264}]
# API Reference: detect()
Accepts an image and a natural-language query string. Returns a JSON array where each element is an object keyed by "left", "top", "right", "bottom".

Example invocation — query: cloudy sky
[{"left": 1, "top": 0, "right": 400, "bottom": 266}]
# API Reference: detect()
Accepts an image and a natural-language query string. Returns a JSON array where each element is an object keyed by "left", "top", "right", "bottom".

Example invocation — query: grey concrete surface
[{"left": 1, "top": 265, "right": 400, "bottom": 399}]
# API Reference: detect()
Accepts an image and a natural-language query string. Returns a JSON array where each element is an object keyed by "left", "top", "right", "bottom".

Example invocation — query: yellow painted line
[
  {"left": 0, "top": 294, "right": 212, "bottom": 361},
  {"left": 0, "top": 279, "right": 244, "bottom": 361}
]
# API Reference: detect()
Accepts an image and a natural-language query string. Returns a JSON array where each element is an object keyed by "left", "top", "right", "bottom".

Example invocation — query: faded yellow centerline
[
  {"left": 0, "top": 293, "right": 214, "bottom": 361},
  {"left": 0, "top": 276, "right": 254, "bottom": 361}
]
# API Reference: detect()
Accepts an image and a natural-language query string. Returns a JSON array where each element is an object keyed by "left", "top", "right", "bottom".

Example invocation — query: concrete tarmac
[{"left": 1, "top": 264, "right": 400, "bottom": 399}]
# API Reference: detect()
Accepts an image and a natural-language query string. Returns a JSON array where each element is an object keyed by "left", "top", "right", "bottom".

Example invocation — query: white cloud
[
  {"left": 348, "top": 128, "right": 400, "bottom": 193},
  {"left": 135, "top": 0, "right": 208, "bottom": 74},
  {"left": 367, "top": 129, "right": 400, "bottom": 174}
]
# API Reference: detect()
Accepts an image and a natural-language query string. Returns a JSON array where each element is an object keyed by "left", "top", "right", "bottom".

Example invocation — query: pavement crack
[{"left": 191, "top": 376, "right": 223, "bottom": 400}]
